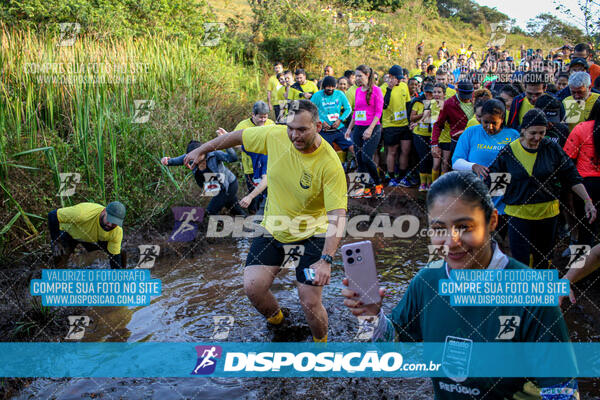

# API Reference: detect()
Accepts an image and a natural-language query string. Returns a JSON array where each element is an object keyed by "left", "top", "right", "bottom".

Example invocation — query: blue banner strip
[{"left": 1, "top": 342, "right": 599, "bottom": 377}]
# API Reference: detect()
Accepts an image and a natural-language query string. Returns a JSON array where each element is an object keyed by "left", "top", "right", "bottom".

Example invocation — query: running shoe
[
  {"left": 388, "top": 178, "right": 400, "bottom": 187},
  {"left": 418, "top": 183, "right": 428, "bottom": 192},
  {"left": 374, "top": 184, "right": 385, "bottom": 198},
  {"left": 362, "top": 187, "right": 373, "bottom": 199},
  {"left": 398, "top": 177, "right": 413, "bottom": 187}
]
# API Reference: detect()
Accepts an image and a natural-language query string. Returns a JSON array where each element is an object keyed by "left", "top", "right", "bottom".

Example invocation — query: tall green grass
[{"left": 0, "top": 22, "right": 263, "bottom": 253}]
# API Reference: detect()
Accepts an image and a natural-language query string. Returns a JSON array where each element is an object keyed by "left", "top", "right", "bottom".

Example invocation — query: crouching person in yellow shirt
[{"left": 47, "top": 202, "right": 126, "bottom": 268}]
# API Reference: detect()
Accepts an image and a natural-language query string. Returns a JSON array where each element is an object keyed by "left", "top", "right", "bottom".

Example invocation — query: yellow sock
[
  {"left": 426, "top": 173, "right": 432, "bottom": 185},
  {"left": 267, "top": 309, "right": 284, "bottom": 325},
  {"left": 432, "top": 170, "right": 440, "bottom": 182},
  {"left": 441, "top": 170, "right": 446, "bottom": 176},
  {"left": 313, "top": 334, "right": 328, "bottom": 343},
  {"left": 419, "top": 173, "right": 427, "bottom": 185}
]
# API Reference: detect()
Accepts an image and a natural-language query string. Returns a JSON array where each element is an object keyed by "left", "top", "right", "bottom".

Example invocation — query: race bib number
[
  {"left": 394, "top": 111, "right": 406, "bottom": 121},
  {"left": 203, "top": 181, "right": 221, "bottom": 196},
  {"left": 327, "top": 113, "right": 340, "bottom": 122},
  {"left": 252, "top": 178, "right": 262, "bottom": 186},
  {"left": 355, "top": 110, "right": 367, "bottom": 122}
]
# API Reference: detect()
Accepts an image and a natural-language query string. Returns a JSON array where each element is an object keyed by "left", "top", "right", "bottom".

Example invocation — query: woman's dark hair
[
  {"left": 356, "top": 64, "right": 375, "bottom": 105},
  {"left": 187, "top": 140, "right": 203, "bottom": 154},
  {"left": 433, "top": 82, "right": 446, "bottom": 92},
  {"left": 587, "top": 97, "right": 600, "bottom": 160},
  {"left": 426, "top": 171, "right": 495, "bottom": 222},
  {"left": 546, "top": 83, "right": 558, "bottom": 94},
  {"left": 500, "top": 84, "right": 519, "bottom": 98},
  {"left": 481, "top": 99, "right": 506, "bottom": 127}
]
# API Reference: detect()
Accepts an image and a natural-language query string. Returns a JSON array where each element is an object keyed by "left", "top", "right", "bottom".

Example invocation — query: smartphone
[{"left": 341, "top": 241, "right": 381, "bottom": 305}]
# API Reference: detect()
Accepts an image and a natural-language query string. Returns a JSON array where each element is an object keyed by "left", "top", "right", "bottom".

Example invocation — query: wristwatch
[{"left": 320, "top": 254, "right": 333, "bottom": 264}]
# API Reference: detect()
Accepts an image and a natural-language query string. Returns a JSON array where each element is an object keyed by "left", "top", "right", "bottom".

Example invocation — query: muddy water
[
  {"left": 15, "top": 231, "right": 600, "bottom": 399},
  {"left": 16, "top": 235, "right": 436, "bottom": 399}
]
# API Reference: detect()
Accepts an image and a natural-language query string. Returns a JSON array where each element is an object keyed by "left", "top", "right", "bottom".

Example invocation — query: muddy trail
[{"left": 3, "top": 188, "right": 600, "bottom": 399}]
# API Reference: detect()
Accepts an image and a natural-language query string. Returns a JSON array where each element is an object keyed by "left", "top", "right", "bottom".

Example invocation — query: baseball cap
[
  {"left": 106, "top": 201, "right": 126, "bottom": 226},
  {"left": 423, "top": 83, "right": 434, "bottom": 92},
  {"left": 388, "top": 65, "right": 404, "bottom": 80},
  {"left": 535, "top": 94, "right": 561, "bottom": 123},
  {"left": 457, "top": 80, "right": 474, "bottom": 100},
  {"left": 570, "top": 58, "right": 589, "bottom": 69}
]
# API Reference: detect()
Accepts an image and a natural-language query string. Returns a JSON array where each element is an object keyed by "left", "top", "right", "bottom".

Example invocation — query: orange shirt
[{"left": 563, "top": 120, "right": 600, "bottom": 177}]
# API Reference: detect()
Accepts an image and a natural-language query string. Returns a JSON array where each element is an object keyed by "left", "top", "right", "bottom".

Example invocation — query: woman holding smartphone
[{"left": 341, "top": 171, "right": 578, "bottom": 399}]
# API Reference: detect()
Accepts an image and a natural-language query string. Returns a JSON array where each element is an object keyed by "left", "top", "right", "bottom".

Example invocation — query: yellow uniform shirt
[
  {"left": 466, "top": 116, "right": 480, "bottom": 128},
  {"left": 563, "top": 93, "right": 600, "bottom": 132},
  {"left": 518, "top": 97, "right": 535, "bottom": 126},
  {"left": 242, "top": 125, "right": 347, "bottom": 242},
  {"left": 432, "top": 59, "right": 446, "bottom": 69},
  {"left": 381, "top": 83, "right": 410, "bottom": 128},
  {"left": 274, "top": 85, "right": 287, "bottom": 103},
  {"left": 408, "top": 68, "right": 421, "bottom": 78},
  {"left": 445, "top": 87, "right": 457, "bottom": 98},
  {"left": 430, "top": 99, "right": 451, "bottom": 143},
  {"left": 346, "top": 85, "right": 358, "bottom": 109},
  {"left": 57, "top": 203, "right": 123, "bottom": 255},
  {"left": 412, "top": 101, "right": 431, "bottom": 137},
  {"left": 234, "top": 118, "right": 275, "bottom": 175},
  {"left": 267, "top": 75, "right": 281, "bottom": 100}
]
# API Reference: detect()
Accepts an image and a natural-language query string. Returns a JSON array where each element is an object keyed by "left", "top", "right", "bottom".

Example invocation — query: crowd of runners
[{"left": 46, "top": 40, "right": 600, "bottom": 399}]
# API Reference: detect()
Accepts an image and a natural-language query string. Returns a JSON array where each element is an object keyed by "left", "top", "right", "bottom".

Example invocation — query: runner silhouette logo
[
  {"left": 192, "top": 345, "right": 222, "bottom": 375},
  {"left": 568, "top": 245, "right": 591, "bottom": 269},
  {"left": 496, "top": 316, "right": 520, "bottom": 340}
]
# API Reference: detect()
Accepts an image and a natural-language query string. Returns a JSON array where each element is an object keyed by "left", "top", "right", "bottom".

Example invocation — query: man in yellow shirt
[
  {"left": 229, "top": 101, "right": 275, "bottom": 214},
  {"left": 408, "top": 58, "right": 422, "bottom": 78},
  {"left": 291, "top": 69, "right": 319, "bottom": 100},
  {"left": 563, "top": 71, "right": 600, "bottom": 131},
  {"left": 432, "top": 49, "right": 446, "bottom": 69},
  {"left": 266, "top": 62, "right": 284, "bottom": 115},
  {"left": 48, "top": 202, "right": 126, "bottom": 268},
  {"left": 185, "top": 100, "right": 347, "bottom": 343}
]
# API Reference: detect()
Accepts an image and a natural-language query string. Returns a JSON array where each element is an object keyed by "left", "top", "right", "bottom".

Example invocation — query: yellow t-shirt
[
  {"left": 518, "top": 97, "right": 535, "bottom": 126},
  {"left": 430, "top": 99, "right": 451, "bottom": 143},
  {"left": 445, "top": 87, "right": 457, "bottom": 99},
  {"left": 300, "top": 81, "right": 319, "bottom": 94},
  {"left": 466, "top": 116, "right": 480, "bottom": 128},
  {"left": 274, "top": 85, "right": 287, "bottom": 103},
  {"left": 242, "top": 125, "right": 347, "bottom": 243},
  {"left": 409, "top": 68, "right": 421, "bottom": 78},
  {"left": 346, "top": 85, "right": 358, "bottom": 109},
  {"left": 57, "top": 203, "right": 123, "bottom": 254},
  {"left": 381, "top": 82, "right": 410, "bottom": 128},
  {"left": 234, "top": 118, "right": 275, "bottom": 175},
  {"left": 563, "top": 93, "right": 600, "bottom": 132},
  {"left": 267, "top": 75, "right": 281, "bottom": 99},
  {"left": 412, "top": 101, "right": 431, "bottom": 137},
  {"left": 432, "top": 59, "right": 446, "bottom": 69}
]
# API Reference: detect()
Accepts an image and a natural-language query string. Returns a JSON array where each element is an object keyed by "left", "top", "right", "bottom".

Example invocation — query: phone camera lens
[
  {"left": 357, "top": 256, "right": 362, "bottom": 262},
  {"left": 355, "top": 249, "right": 361, "bottom": 253},
  {"left": 346, "top": 249, "right": 353, "bottom": 256},
  {"left": 348, "top": 257, "right": 355, "bottom": 264}
]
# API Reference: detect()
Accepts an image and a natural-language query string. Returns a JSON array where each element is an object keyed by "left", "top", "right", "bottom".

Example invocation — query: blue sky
[{"left": 474, "top": 0, "right": 585, "bottom": 31}]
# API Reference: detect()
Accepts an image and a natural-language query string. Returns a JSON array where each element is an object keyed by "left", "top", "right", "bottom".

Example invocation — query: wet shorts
[
  {"left": 383, "top": 126, "right": 412, "bottom": 145},
  {"left": 245, "top": 235, "right": 326, "bottom": 285},
  {"left": 320, "top": 129, "right": 353, "bottom": 151},
  {"left": 439, "top": 142, "right": 452, "bottom": 152}
]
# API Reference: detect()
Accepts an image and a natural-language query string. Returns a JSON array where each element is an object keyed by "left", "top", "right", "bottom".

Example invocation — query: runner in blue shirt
[
  {"left": 452, "top": 99, "right": 519, "bottom": 214},
  {"left": 310, "top": 76, "right": 354, "bottom": 157}
]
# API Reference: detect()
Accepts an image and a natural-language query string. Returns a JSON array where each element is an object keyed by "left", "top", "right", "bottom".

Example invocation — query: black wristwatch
[{"left": 320, "top": 254, "right": 333, "bottom": 264}]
